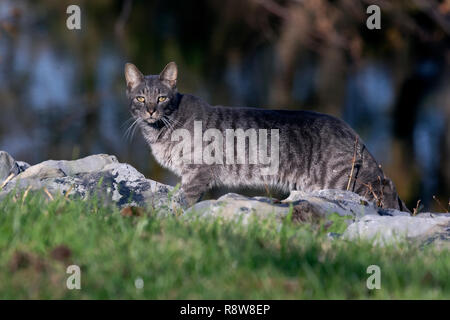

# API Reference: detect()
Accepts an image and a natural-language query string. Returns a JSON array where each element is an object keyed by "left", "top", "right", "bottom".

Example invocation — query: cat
[{"left": 124, "top": 61, "right": 409, "bottom": 212}]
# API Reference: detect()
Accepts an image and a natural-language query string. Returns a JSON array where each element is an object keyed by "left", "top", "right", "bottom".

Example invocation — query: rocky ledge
[{"left": 1, "top": 151, "right": 449, "bottom": 249}]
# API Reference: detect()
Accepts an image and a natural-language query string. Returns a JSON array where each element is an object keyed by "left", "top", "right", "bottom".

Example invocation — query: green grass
[{"left": 0, "top": 191, "right": 449, "bottom": 299}]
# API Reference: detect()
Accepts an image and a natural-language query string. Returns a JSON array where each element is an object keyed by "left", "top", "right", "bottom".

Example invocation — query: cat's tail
[{"left": 379, "top": 177, "right": 411, "bottom": 213}]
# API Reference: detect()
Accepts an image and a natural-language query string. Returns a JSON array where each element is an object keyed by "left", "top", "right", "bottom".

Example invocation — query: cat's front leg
[{"left": 180, "top": 169, "right": 211, "bottom": 207}]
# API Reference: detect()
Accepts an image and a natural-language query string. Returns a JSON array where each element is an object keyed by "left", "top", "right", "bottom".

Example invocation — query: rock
[
  {"left": 284, "top": 189, "right": 380, "bottom": 218},
  {"left": 185, "top": 193, "right": 290, "bottom": 224},
  {"left": 343, "top": 214, "right": 450, "bottom": 249},
  {"left": 0, "top": 152, "right": 186, "bottom": 209},
  {"left": 186, "top": 189, "right": 386, "bottom": 225},
  {"left": 15, "top": 154, "right": 118, "bottom": 180},
  {"left": 15, "top": 161, "right": 30, "bottom": 172},
  {"left": 0, "top": 151, "right": 16, "bottom": 182},
  {"left": 0, "top": 151, "right": 29, "bottom": 183},
  {"left": 1, "top": 150, "right": 449, "bottom": 248},
  {"left": 186, "top": 189, "right": 450, "bottom": 247}
]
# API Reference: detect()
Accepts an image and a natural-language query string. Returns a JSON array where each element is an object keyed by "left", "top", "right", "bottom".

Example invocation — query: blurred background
[{"left": 0, "top": 0, "right": 449, "bottom": 210}]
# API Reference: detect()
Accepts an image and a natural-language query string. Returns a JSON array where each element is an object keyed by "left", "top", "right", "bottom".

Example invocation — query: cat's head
[{"left": 124, "top": 62, "right": 178, "bottom": 124}]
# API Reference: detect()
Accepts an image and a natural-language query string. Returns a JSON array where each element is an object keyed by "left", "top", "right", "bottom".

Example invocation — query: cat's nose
[{"left": 147, "top": 107, "right": 156, "bottom": 116}]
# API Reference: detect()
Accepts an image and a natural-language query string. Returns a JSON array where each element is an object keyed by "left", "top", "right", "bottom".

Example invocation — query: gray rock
[
  {"left": 16, "top": 161, "right": 30, "bottom": 172},
  {"left": 186, "top": 189, "right": 383, "bottom": 225},
  {"left": 1, "top": 151, "right": 19, "bottom": 183},
  {"left": 284, "top": 189, "right": 380, "bottom": 218},
  {"left": 186, "top": 189, "right": 450, "bottom": 247},
  {"left": 285, "top": 189, "right": 371, "bottom": 204},
  {"left": 343, "top": 214, "right": 450, "bottom": 249},
  {"left": 15, "top": 154, "right": 118, "bottom": 180},
  {"left": 185, "top": 193, "right": 290, "bottom": 224},
  {"left": 1, "top": 150, "right": 449, "bottom": 247},
  {"left": 416, "top": 212, "right": 450, "bottom": 218},
  {"left": 0, "top": 152, "right": 186, "bottom": 209}
]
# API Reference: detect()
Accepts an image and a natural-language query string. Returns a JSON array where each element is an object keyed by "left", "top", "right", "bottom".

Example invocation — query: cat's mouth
[
  {"left": 144, "top": 117, "right": 159, "bottom": 124},
  {"left": 137, "top": 112, "right": 166, "bottom": 127},
  {"left": 142, "top": 116, "right": 166, "bottom": 129},
  {"left": 140, "top": 113, "right": 161, "bottom": 124}
]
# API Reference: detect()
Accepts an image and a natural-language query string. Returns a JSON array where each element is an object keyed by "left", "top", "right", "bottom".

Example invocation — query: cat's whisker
[
  {"left": 161, "top": 118, "right": 170, "bottom": 133},
  {"left": 123, "top": 118, "right": 140, "bottom": 141},
  {"left": 121, "top": 117, "right": 135, "bottom": 129},
  {"left": 124, "top": 121, "right": 135, "bottom": 139},
  {"left": 163, "top": 116, "right": 178, "bottom": 132},
  {"left": 123, "top": 124, "right": 133, "bottom": 141},
  {"left": 167, "top": 120, "right": 176, "bottom": 133},
  {"left": 157, "top": 117, "right": 172, "bottom": 140},
  {"left": 161, "top": 117, "right": 170, "bottom": 129},
  {"left": 130, "top": 119, "right": 143, "bottom": 141},
  {"left": 163, "top": 117, "right": 173, "bottom": 132},
  {"left": 156, "top": 128, "right": 164, "bottom": 141},
  {"left": 128, "top": 119, "right": 140, "bottom": 141},
  {"left": 169, "top": 118, "right": 182, "bottom": 127}
]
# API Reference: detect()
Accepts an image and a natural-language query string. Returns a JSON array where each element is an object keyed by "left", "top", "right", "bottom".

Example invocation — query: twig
[
  {"left": 362, "top": 182, "right": 382, "bottom": 207},
  {"left": 377, "top": 176, "right": 384, "bottom": 206},
  {"left": 0, "top": 173, "right": 15, "bottom": 189},
  {"left": 411, "top": 0, "right": 450, "bottom": 35},
  {"left": 254, "top": 0, "right": 291, "bottom": 20},
  {"left": 412, "top": 199, "right": 422, "bottom": 216},
  {"left": 432, "top": 195, "right": 449, "bottom": 212},
  {"left": 21, "top": 186, "right": 32, "bottom": 205},
  {"left": 64, "top": 185, "right": 74, "bottom": 201},
  {"left": 43, "top": 188, "right": 54, "bottom": 201},
  {"left": 346, "top": 137, "right": 359, "bottom": 191}
]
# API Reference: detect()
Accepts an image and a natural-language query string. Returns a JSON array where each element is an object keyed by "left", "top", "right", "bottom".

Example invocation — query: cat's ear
[
  {"left": 159, "top": 62, "right": 177, "bottom": 87},
  {"left": 125, "top": 63, "right": 144, "bottom": 91}
]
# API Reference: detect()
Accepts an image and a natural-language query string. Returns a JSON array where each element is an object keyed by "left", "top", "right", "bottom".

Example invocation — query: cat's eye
[
  {"left": 136, "top": 96, "right": 145, "bottom": 103},
  {"left": 158, "top": 96, "right": 167, "bottom": 103}
]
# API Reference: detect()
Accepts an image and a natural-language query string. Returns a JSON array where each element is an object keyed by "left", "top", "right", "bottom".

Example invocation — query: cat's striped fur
[{"left": 125, "top": 62, "right": 408, "bottom": 211}]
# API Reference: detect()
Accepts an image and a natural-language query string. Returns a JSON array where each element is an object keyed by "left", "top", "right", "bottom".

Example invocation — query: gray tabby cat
[{"left": 124, "top": 61, "right": 409, "bottom": 211}]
